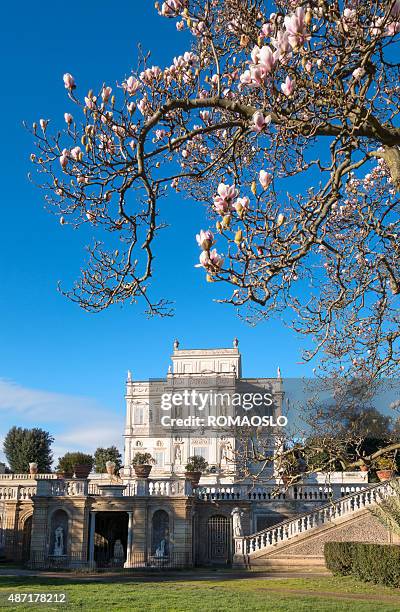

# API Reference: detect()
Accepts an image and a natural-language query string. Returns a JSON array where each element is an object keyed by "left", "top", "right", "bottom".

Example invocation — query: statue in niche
[
  {"left": 155, "top": 538, "right": 167, "bottom": 558},
  {"left": 220, "top": 441, "right": 233, "bottom": 465},
  {"left": 231, "top": 507, "right": 244, "bottom": 537},
  {"left": 174, "top": 445, "right": 182, "bottom": 464},
  {"left": 53, "top": 525, "right": 64, "bottom": 556},
  {"left": 113, "top": 539, "right": 124, "bottom": 561}
]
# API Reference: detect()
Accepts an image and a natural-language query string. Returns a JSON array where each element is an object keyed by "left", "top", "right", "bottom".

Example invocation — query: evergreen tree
[
  {"left": 94, "top": 446, "right": 122, "bottom": 473},
  {"left": 3, "top": 426, "right": 53, "bottom": 473}
]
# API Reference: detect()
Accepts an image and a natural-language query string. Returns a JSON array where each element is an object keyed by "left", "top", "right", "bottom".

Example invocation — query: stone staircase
[{"left": 234, "top": 479, "right": 396, "bottom": 568}]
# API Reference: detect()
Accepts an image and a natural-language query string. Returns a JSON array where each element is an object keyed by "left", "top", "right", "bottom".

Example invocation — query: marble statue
[
  {"left": 231, "top": 507, "right": 244, "bottom": 537},
  {"left": 113, "top": 539, "right": 124, "bottom": 561},
  {"left": 155, "top": 538, "right": 167, "bottom": 558},
  {"left": 53, "top": 526, "right": 64, "bottom": 556},
  {"left": 174, "top": 445, "right": 182, "bottom": 463}
]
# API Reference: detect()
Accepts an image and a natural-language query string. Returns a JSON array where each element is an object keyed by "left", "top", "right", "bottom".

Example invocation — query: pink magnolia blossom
[
  {"left": 284, "top": 7, "right": 311, "bottom": 50},
  {"left": 63, "top": 73, "right": 76, "bottom": 90},
  {"left": 352, "top": 67, "right": 365, "bottom": 81},
  {"left": 102, "top": 86, "right": 112, "bottom": 103},
  {"left": 196, "top": 248, "right": 224, "bottom": 271},
  {"left": 85, "top": 96, "right": 96, "bottom": 110},
  {"left": 70, "top": 146, "right": 82, "bottom": 161},
  {"left": 271, "top": 30, "right": 291, "bottom": 57},
  {"left": 124, "top": 76, "right": 140, "bottom": 96},
  {"left": 64, "top": 113, "right": 73, "bottom": 125},
  {"left": 239, "top": 70, "right": 252, "bottom": 85},
  {"left": 213, "top": 183, "right": 238, "bottom": 214},
  {"left": 252, "top": 111, "right": 271, "bottom": 132},
  {"left": 261, "top": 23, "right": 272, "bottom": 37},
  {"left": 281, "top": 75, "right": 295, "bottom": 96},
  {"left": 160, "top": 0, "right": 183, "bottom": 17},
  {"left": 233, "top": 197, "right": 250, "bottom": 214},
  {"left": 391, "top": 0, "right": 400, "bottom": 18},
  {"left": 59, "top": 148, "right": 69, "bottom": 170},
  {"left": 387, "top": 21, "right": 400, "bottom": 36},
  {"left": 196, "top": 229, "right": 214, "bottom": 250},
  {"left": 39, "top": 119, "right": 48, "bottom": 131},
  {"left": 258, "top": 45, "right": 277, "bottom": 72},
  {"left": 259, "top": 170, "right": 272, "bottom": 189}
]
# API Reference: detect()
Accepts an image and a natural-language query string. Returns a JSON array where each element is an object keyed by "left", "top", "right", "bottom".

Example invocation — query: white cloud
[{"left": 0, "top": 378, "right": 124, "bottom": 466}]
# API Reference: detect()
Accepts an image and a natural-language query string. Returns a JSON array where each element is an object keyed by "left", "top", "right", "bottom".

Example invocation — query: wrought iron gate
[{"left": 207, "top": 515, "right": 232, "bottom": 564}]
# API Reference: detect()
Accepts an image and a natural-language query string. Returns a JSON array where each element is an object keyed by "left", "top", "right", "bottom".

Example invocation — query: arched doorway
[
  {"left": 22, "top": 516, "right": 32, "bottom": 562},
  {"left": 207, "top": 515, "right": 232, "bottom": 564},
  {"left": 151, "top": 509, "right": 169, "bottom": 556}
]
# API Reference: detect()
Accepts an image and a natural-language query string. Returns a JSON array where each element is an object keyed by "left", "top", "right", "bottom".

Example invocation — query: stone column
[
  {"left": 88, "top": 511, "right": 96, "bottom": 565},
  {"left": 124, "top": 511, "right": 134, "bottom": 568}
]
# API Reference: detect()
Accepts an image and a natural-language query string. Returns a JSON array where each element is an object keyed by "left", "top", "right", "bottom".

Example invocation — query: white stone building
[{"left": 123, "top": 340, "right": 283, "bottom": 484}]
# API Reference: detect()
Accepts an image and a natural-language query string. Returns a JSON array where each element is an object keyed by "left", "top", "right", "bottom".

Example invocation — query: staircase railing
[{"left": 235, "top": 478, "right": 395, "bottom": 557}]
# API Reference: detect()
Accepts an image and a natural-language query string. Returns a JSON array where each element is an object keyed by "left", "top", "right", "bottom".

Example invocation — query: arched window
[
  {"left": 22, "top": 515, "right": 32, "bottom": 561},
  {"left": 151, "top": 509, "right": 169, "bottom": 556},
  {"left": 49, "top": 510, "right": 69, "bottom": 557}
]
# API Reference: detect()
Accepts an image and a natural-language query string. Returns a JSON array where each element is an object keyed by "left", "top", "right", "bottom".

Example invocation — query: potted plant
[
  {"left": 56, "top": 452, "right": 94, "bottom": 479},
  {"left": 375, "top": 456, "right": 396, "bottom": 481},
  {"left": 185, "top": 455, "right": 208, "bottom": 487},
  {"left": 131, "top": 452, "right": 155, "bottom": 478}
]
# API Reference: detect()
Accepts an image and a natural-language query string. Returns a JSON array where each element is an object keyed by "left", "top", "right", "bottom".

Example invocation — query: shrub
[
  {"left": 324, "top": 541, "right": 355, "bottom": 576},
  {"left": 185, "top": 455, "right": 208, "bottom": 472},
  {"left": 131, "top": 452, "right": 155, "bottom": 466},
  {"left": 324, "top": 542, "right": 400, "bottom": 588},
  {"left": 56, "top": 452, "right": 94, "bottom": 474}
]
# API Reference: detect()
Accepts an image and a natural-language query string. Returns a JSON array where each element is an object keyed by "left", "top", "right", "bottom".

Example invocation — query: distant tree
[
  {"left": 94, "top": 446, "right": 122, "bottom": 473},
  {"left": 56, "top": 452, "right": 94, "bottom": 475},
  {"left": 3, "top": 426, "right": 54, "bottom": 473}
]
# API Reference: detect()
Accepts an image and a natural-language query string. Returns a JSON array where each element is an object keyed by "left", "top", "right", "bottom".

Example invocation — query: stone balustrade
[
  {"left": 195, "top": 482, "right": 366, "bottom": 502},
  {"left": 0, "top": 473, "right": 58, "bottom": 480},
  {"left": 234, "top": 479, "right": 395, "bottom": 557},
  {"left": 0, "top": 476, "right": 367, "bottom": 501},
  {"left": 0, "top": 485, "right": 37, "bottom": 501},
  {"left": 89, "top": 478, "right": 191, "bottom": 497}
]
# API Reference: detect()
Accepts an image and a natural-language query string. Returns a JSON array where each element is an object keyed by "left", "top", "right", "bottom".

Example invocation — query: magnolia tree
[{"left": 30, "top": 0, "right": 400, "bottom": 378}]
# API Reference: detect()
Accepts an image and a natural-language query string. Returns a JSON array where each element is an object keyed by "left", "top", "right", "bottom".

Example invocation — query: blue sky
[{"left": 0, "top": 0, "right": 314, "bottom": 464}]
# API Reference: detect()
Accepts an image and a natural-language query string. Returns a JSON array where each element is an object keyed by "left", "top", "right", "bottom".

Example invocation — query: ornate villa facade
[{"left": 0, "top": 342, "right": 396, "bottom": 570}]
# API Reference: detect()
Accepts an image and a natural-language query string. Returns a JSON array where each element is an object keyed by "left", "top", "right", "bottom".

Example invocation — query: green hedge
[{"left": 324, "top": 542, "right": 400, "bottom": 587}]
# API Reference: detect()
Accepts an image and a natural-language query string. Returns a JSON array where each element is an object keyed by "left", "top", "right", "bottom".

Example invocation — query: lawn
[{"left": 0, "top": 574, "right": 400, "bottom": 611}]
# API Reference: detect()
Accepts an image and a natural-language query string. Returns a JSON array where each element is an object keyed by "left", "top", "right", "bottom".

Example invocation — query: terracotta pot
[
  {"left": 185, "top": 471, "right": 202, "bottom": 487},
  {"left": 105, "top": 461, "right": 116, "bottom": 476},
  {"left": 376, "top": 469, "right": 395, "bottom": 481},
  {"left": 73, "top": 463, "right": 92, "bottom": 479},
  {"left": 281, "top": 475, "right": 291, "bottom": 484},
  {"left": 29, "top": 462, "right": 38, "bottom": 475},
  {"left": 359, "top": 465, "right": 369, "bottom": 472},
  {"left": 133, "top": 464, "right": 152, "bottom": 478}
]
